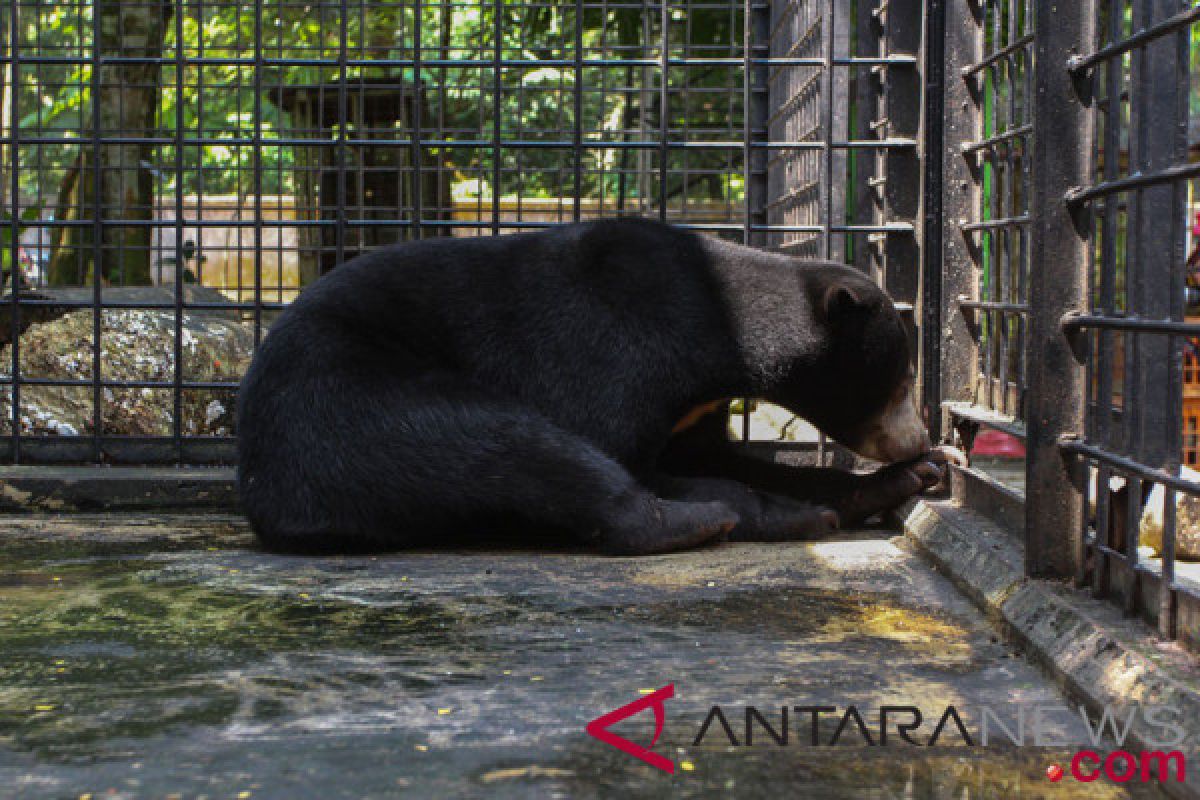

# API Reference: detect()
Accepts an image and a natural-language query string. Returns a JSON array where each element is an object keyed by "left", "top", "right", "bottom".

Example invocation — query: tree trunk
[{"left": 48, "top": 0, "right": 171, "bottom": 286}]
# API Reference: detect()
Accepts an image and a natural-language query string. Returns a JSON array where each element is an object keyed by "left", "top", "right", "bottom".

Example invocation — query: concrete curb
[
  {"left": 901, "top": 497, "right": 1200, "bottom": 800},
  {"left": 0, "top": 465, "right": 239, "bottom": 512}
]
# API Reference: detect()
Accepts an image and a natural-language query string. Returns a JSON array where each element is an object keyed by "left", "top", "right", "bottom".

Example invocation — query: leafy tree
[
  {"left": 8, "top": 1, "right": 749, "bottom": 285},
  {"left": 47, "top": 1, "right": 172, "bottom": 286}
]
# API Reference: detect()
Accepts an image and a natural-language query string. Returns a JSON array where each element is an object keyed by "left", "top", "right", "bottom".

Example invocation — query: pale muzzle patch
[{"left": 848, "top": 382, "right": 931, "bottom": 464}]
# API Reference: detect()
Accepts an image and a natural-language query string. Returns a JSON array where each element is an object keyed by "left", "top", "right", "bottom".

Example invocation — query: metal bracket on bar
[
  {"left": 1060, "top": 435, "right": 1200, "bottom": 497},
  {"left": 959, "top": 215, "right": 1032, "bottom": 233},
  {"left": 943, "top": 401, "right": 1027, "bottom": 440},
  {"left": 1067, "top": 4, "right": 1200, "bottom": 75},
  {"left": 1061, "top": 310, "right": 1200, "bottom": 336},
  {"left": 1065, "top": 161, "right": 1200, "bottom": 207},
  {"left": 957, "top": 295, "right": 1031, "bottom": 314},
  {"left": 960, "top": 34, "right": 1036, "bottom": 78}
]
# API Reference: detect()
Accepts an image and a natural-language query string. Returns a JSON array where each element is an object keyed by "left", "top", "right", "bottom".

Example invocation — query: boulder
[{"left": 0, "top": 307, "right": 254, "bottom": 437}]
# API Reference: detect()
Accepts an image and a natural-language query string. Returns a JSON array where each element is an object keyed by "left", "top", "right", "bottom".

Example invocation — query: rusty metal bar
[
  {"left": 882, "top": 0, "right": 921, "bottom": 310},
  {"left": 961, "top": 32, "right": 1035, "bottom": 78},
  {"left": 919, "top": 0, "right": 946, "bottom": 437},
  {"left": 935, "top": 0, "right": 983, "bottom": 440},
  {"left": 1123, "top": 0, "right": 1189, "bottom": 639},
  {"left": 1025, "top": 0, "right": 1093, "bottom": 579},
  {"left": 1067, "top": 3, "right": 1200, "bottom": 75}
]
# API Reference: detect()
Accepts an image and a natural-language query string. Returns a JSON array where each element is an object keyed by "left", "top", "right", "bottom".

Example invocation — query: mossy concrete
[
  {"left": 902, "top": 497, "right": 1200, "bottom": 800},
  {"left": 0, "top": 512, "right": 1174, "bottom": 799}
]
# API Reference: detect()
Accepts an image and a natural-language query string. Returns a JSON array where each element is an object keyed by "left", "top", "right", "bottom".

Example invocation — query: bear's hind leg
[
  {"left": 652, "top": 475, "right": 839, "bottom": 541},
  {"left": 241, "top": 373, "right": 737, "bottom": 555}
]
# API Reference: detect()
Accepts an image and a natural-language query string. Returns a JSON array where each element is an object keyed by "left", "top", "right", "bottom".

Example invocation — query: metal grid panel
[
  {"left": 944, "top": 0, "right": 1034, "bottom": 434},
  {"left": 1062, "top": 0, "right": 1197, "bottom": 644},
  {"left": 763, "top": 0, "right": 918, "bottom": 267},
  {"left": 0, "top": 0, "right": 921, "bottom": 465},
  {"left": 935, "top": 0, "right": 1200, "bottom": 649}
]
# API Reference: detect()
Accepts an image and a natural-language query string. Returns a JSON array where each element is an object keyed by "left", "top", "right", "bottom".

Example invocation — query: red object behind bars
[{"left": 970, "top": 429, "right": 1026, "bottom": 459}]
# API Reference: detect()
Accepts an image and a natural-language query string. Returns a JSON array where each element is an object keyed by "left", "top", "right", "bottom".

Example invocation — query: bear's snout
[{"left": 848, "top": 384, "right": 931, "bottom": 464}]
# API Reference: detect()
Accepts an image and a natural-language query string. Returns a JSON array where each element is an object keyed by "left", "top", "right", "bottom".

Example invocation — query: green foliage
[
  {"left": 12, "top": 2, "right": 745, "bottom": 205},
  {"left": 0, "top": 206, "right": 40, "bottom": 277}
]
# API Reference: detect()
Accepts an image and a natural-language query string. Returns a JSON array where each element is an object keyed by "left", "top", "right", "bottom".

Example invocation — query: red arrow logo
[{"left": 585, "top": 684, "right": 675, "bottom": 774}]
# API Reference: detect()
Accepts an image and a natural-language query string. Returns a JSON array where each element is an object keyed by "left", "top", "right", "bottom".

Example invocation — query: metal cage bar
[
  {"left": 1024, "top": 0, "right": 1091, "bottom": 579},
  {"left": 1062, "top": 0, "right": 1194, "bottom": 644},
  {"left": 0, "top": 0, "right": 920, "bottom": 464},
  {"left": 934, "top": 0, "right": 1200, "bottom": 650}
]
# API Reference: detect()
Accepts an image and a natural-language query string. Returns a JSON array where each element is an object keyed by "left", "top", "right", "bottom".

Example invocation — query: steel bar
[
  {"left": 961, "top": 32, "right": 1035, "bottom": 77},
  {"left": 959, "top": 215, "right": 1032, "bottom": 232},
  {"left": 1062, "top": 437, "right": 1200, "bottom": 497},
  {"left": 1066, "top": 160, "right": 1200, "bottom": 207},
  {"left": 0, "top": 55, "right": 921, "bottom": 69},
  {"left": 1067, "top": 3, "right": 1200, "bottom": 75},
  {"left": 936, "top": 0, "right": 983, "bottom": 439},
  {"left": 1025, "top": 0, "right": 1093, "bottom": 579},
  {"left": 920, "top": 0, "right": 946, "bottom": 437},
  {"left": 960, "top": 124, "right": 1032, "bottom": 155},
  {"left": 1063, "top": 313, "right": 1200, "bottom": 336}
]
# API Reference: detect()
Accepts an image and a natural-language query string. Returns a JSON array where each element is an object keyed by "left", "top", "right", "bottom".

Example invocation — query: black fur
[{"left": 237, "top": 218, "right": 936, "bottom": 554}]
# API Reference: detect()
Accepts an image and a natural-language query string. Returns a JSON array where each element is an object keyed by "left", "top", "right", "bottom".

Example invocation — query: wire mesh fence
[
  {"left": 0, "top": 0, "right": 921, "bottom": 464},
  {"left": 937, "top": 0, "right": 1200, "bottom": 651},
  {"left": 6, "top": 0, "right": 1196, "bottom": 650}
]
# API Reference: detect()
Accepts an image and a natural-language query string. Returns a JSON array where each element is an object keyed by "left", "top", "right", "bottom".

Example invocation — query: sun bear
[{"left": 237, "top": 218, "right": 946, "bottom": 554}]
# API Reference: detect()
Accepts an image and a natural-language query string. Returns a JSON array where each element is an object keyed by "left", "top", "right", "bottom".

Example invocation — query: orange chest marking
[{"left": 672, "top": 399, "right": 729, "bottom": 434}]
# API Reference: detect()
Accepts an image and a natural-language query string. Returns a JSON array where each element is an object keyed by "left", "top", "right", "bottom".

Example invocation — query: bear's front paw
[
  {"left": 927, "top": 444, "right": 968, "bottom": 469},
  {"left": 915, "top": 445, "right": 968, "bottom": 493}
]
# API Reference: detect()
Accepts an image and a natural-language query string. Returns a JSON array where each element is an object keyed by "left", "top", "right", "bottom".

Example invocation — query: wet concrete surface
[{"left": 0, "top": 514, "right": 1176, "bottom": 799}]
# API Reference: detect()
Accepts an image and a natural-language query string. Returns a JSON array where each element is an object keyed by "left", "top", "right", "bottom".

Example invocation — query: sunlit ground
[{"left": 0, "top": 515, "right": 1172, "bottom": 799}]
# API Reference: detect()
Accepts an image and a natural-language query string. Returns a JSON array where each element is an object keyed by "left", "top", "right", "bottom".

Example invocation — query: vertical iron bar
[
  {"left": 1131, "top": 0, "right": 1186, "bottom": 638},
  {"left": 740, "top": 0, "right": 752, "bottom": 445},
  {"left": 1157, "top": 8, "right": 1190, "bottom": 639},
  {"left": 1026, "top": 0, "right": 1093, "bottom": 579},
  {"left": 252, "top": 0, "right": 263, "bottom": 344},
  {"left": 742, "top": 0, "right": 753, "bottom": 247},
  {"left": 658, "top": 0, "right": 669, "bottom": 221},
  {"left": 573, "top": 0, "right": 583, "bottom": 222},
  {"left": 920, "top": 0, "right": 945, "bottom": 439},
  {"left": 1119, "top": 0, "right": 1143, "bottom": 602},
  {"left": 412, "top": 0, "right": 423, "bottom": 238},
  {"left": 7, "top": 0, "right": 18, "bottom": 462},
  {"left": 827, "top": 0, "right": 848, "bottom": 263},
  {"left": 1091, "top": 0, "right": 1120, "bottom": 596},
  {"left": 853, "top": 0, "right": 880, "bottom": 274},
  {"left": 173, "top": 0, "right": 186, "bottom": 462},
  {"left": 492, "top": 0, "right": 502, "bottom": 234},
  {"left": 820, "top": 0, "right": 834, "bottom": 260},
  {"left": 748, "top": 0, "right": 768, "bottom": 249},
  {"left": 91, "top": 0, "right": 103, "bottom": 462},
  {"left": 998, "top": 0, "right": 1016, "bottom": 417},
  {"left": 882, "top": 0, "right": 921, "bottom": 308},
  {"left": 1119, "top": 0, "right": 1149, "bottom": 611},
  {"left": 939, "top": 0, "right": 982, "bottom": 439},
  {"left": 336, "top": 2, "right": 348, "bottom": 263}
]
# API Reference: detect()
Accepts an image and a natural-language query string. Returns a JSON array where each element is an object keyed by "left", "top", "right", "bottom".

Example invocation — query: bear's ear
[{"left": 819, "top": 283, "right": 873, "bottom": 323}]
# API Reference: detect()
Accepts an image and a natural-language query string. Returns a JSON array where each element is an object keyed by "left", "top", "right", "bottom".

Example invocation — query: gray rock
[{"left": 0, "top": 307, "right": 253, "bottom": 437}]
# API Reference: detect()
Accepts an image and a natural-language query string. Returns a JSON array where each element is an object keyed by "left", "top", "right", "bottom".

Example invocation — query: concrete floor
[{"left": 0, "top": 514, "right": 1172, "bottom": 799}]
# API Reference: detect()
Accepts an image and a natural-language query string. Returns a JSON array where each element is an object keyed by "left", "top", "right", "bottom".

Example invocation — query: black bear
[{"left": 237, "top": 218, "right": 945, "bottom": 555}]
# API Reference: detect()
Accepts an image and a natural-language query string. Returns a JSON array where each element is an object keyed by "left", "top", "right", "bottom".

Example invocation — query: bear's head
[{"left": 770, "top": 265, "right": 930, "bottom": 464}]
